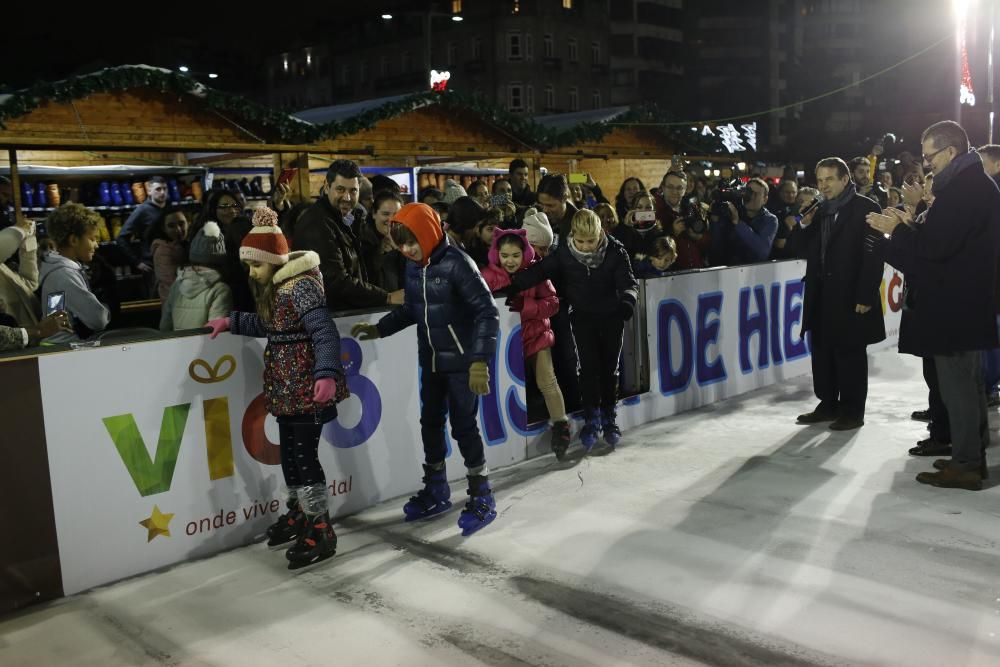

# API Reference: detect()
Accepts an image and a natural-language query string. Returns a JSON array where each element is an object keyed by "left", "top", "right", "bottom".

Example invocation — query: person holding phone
[{"left": 38, "top": 203, "right": 111, "bottom": 343}]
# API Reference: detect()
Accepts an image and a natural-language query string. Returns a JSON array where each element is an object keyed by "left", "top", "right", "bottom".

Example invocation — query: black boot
[
  {"left": 266, "top": 496, "right": 305, "bottom": 547},
  {"left": 286, "top": 512, "right": 337, "bottom": 570},
  {"left": 550, "top": 420, "right": 570, "bottom": 460}
]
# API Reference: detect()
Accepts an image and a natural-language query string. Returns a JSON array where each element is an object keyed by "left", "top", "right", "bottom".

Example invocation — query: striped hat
[{"left": 239, "top": 207, "right": 289, "bottom": 265}]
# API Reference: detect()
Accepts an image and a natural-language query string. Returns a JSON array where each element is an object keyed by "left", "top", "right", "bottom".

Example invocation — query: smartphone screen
[
  {"left": 277, "top": 168, "right": 298, "bottom": 186},
  {"left": 568, "top": 172, "right": 587, "bottom": 184},
  {"left": 489, "top": 194, "right": 510, "bottom": 207},
  {"left": 45, "top": 291, "right": 66, "bottom": 316}
]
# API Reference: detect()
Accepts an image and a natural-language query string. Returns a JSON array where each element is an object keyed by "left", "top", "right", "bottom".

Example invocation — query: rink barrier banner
[
  {"left": 0, "top": 357, "right": 64, "bottom": 614},
  {"left": 2, "top": 260, "right": 901, "bottom": 603}
]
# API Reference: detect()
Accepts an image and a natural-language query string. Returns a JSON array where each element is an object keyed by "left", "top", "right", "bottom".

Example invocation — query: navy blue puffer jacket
[{"left": 377, "top": 235, "right": 499, "bottom": 373}]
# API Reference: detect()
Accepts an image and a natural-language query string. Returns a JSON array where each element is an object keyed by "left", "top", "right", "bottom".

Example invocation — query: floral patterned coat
[{"left": 230, "top": 251, "right": 347, "bottom": 421}]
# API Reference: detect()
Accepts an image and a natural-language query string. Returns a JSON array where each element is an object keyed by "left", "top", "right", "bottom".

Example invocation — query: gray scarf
[
  {"left": 932, "top": 149, "right": 982, "bottom": 194},
  {"left": 819, "top": 182, "right": 856, "bottom": 266},
  {"left": 567, "top": 232, "right": 609, "bottom": 269}
]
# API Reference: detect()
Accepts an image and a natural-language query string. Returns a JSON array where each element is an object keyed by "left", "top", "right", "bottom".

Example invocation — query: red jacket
[{"left": 480, "top": 228, "right": 558, "bottom": 358}]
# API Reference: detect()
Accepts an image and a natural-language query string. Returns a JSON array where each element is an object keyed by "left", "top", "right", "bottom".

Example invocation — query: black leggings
[{"left": 278, "top": 421, "right": 326, "bottom": 488}]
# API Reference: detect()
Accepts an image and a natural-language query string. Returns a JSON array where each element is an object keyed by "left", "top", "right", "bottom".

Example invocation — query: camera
[{"left": 710, "top": 179, "right": 749, "bottom": 223}]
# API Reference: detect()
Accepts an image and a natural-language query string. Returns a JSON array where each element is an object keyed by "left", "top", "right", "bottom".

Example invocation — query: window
[
  {"left": 544, "top": 34, "right": 554, "bottom": 58},
  {"left": 526, "top": 85, "right": 535, "bottom": 113},
  {"left": 402, "top": 51, "right": 412, "bottom": 72},
  {"left": 562, "top": 0, "right": 573, "bottom": 7},
  {"left": 507, "top": 32, "right": 522, "bottom": 60},
  {"left": 472, "top": 35, "right": 482, "bottom": 59},
  {"left": 359, "top": 61, "right": 368, "bottom": 83},
  {"left": 568, "top": 86, "right": 579, "bottom": 111},
  {"left": 380, "top": 56, "right": 390, "bottom": 76},
  {"left": 568, "top": 38, "right": 578, "bottom": 62},
  {"left": 525, "top": 34, "right": 533, "bottom": 61},
  {"left": 591, "top": 41, "right": 600, "bottom": 64},
  {"left": 545, "top": 85, "right": 555, "bottom": 109},
  {"left": 447, "top": 41, "right": 458, "bottom": 66},
  {"left": 508, "top": 83, "right": 524, "bottom": 111},
  {"left": 452, "top": 0, "right": 462, "bottom": 12},
  {"left": 591, "top": 89, "right": 601, "bottom": 109},
  {"left": 338, "top": 64, "right": 350, "bottom": 86}
]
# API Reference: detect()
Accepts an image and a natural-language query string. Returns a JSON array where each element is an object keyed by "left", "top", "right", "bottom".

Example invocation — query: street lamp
[{"left": 178, "top": 66, "right": 189, "bottom": 73}]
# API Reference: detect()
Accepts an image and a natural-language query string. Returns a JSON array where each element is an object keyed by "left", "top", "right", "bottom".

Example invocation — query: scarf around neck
[
  {"left": 567, "top": 231, "right": 609, "bottom": 269},
  {"left": 932, "top": 149, "right": 983, "bottom": 195}
]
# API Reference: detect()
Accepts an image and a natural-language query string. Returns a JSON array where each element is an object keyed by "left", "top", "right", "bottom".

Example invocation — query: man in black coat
[
  {"left": 292, "top": 160, "right": 404, "bottom": 311},
  {"left": 868, "top": 121, "right": 1000, "bottom": 490},
  {"left": 787, "top": 157, "right": 885, "bottom": 430}
]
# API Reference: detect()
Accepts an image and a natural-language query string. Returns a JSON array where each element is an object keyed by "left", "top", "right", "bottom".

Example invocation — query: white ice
[{"left": 3, "top": 350, "right": 1000, "bottom": 667}]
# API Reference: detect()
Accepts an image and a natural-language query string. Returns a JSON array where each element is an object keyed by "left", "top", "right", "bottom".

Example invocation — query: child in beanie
[
  {"left": 205, "top": 206, "right": 347, "bottom": 570},
  {"left": 480, "top": 226, "right": 571, "bottom": 459},
  {"left": 350, "top": 202, "right": 501, "bottom": 536},
  {"left": 159, "top": 221, "right": 233, "bottom": 331}
]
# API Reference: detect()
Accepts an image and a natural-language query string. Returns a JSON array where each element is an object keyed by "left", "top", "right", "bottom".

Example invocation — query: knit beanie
[
  {"left": 239, "top": 207, "right": 289, "bottom": 265},
  {"left": 188, "top": 221, "right": 227, "bottom": 266},
  {"left": 521, "top": 207, "right": 554, "bottom": 248},
  {"left": 442, "top": 179, "right": 467, "bottom": 205}
]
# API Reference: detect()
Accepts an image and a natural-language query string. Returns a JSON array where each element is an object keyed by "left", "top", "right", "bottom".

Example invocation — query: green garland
[
  {"left": 0, "top": 65, "right": 319, "bottom": 144},
  {"left": 0, "top": 66, "right": 721, "bottom": 154}
]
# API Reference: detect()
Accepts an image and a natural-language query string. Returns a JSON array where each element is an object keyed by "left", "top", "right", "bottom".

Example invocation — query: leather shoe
[
  {"left": 829, "top": 417, "right": 864, "bottom": 431},
  {"left": 911, "top": 409, "right": 932, "bottom": 422},
  {"left": 933, "top": 458, "right": 988, "bottom": 479},
  {"left": 916, "top": 467, "right": 983, "bottom": 491},
  {"left": 796, "top": 409, "right": 837, "bottom": 425},
  {"left": 908, "top": 437, "right": 951, "bottom": 457}
]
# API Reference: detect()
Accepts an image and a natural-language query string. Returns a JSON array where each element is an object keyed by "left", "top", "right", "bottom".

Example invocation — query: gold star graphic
[{"left": 139, "top": 505, "right": 174, "bottom": 542}]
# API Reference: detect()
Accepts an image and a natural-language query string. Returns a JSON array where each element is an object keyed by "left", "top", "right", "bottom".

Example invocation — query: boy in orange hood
[{"left": 351, "top": 203, "right": 501, "bottom": 536}]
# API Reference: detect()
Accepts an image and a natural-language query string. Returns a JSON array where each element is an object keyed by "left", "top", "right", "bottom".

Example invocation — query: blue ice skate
[
  {"left": 579, "top": 411, "right": 601, "bottom": 451},
  {"left": 403, "top": 464, "right": 453, "bottom": 521},
  {"left": 601, "top": 407, "right": 621, "bottom": 448},
  {"left": 457, "top": 475, "right": 497, "bottom": 536}
]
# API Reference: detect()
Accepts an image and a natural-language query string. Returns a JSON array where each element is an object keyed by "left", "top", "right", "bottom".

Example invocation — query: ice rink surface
[{"left": 3, "top": 350, "right": 999, "bottom": 667}]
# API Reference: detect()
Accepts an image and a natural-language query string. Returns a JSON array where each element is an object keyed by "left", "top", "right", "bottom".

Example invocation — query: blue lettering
[
  {"left": 324, "top": 337, "right": 382, "bottom": 448},
  {"left": 504, "top": 326, "right": 546, "bottom": 437},
  {"left": 657, "top": 299, "right": 693, "bottom": 396},
  {"left": 696, "top": 291, "right": 727, "bottom": 385},
  {"left": 479, "top": 326, "right": 507, "bottom": 446},
  {"left": 769, "top": 282, "right": 784, "bottom": 366},
  {"left": 783, "top": 279, "right": 809, "bottom": 360},
  {"left": 739, "top": 286, "right": 769, "bottom": 374}
]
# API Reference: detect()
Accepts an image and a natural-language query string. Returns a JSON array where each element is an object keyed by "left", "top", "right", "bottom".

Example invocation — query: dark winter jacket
[
  {"left": 293, "top": 197, "right": 389, "bottom": 310},
  {"left": 609, "top": 222, "right": 644, "bottom": 259},
  {"left": 229, "top": 250, "right": 347, "bottom": 422},
  {"left": 786, "top": 188, "right": 886, "bottom": 346},
  {"left": 883, "top": 151, "right": 1000, "bottom": 355},
  {"left": 710, "top": 207, "right": 779, "bottom": 266},
  {"left": 511, "top": 231, "right": 638, "bottom": 318},
  {"left": 480, "top": 228, "right": 558, "bottom": 358},
  {"left": 377, "top": 203, "right": 499, "bottom": 374}
]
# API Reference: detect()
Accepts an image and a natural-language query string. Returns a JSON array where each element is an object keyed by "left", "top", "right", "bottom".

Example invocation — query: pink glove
[
  {"left": 313, "top": 377, "right": 337, "bottom": 403},
  {"left": 205, "top": 317, "right": 230, "bottom": 339}
]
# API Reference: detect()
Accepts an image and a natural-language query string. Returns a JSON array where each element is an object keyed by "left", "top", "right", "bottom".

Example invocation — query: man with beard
[
  {"left": 850, "top": 156, "right": 888, "bottom": 208},
  {"left": 788, "top": 157, "right": 885, "bottom": 431},
  {"left": 293, "top": 160, "right": 404, "bottom": 310}
]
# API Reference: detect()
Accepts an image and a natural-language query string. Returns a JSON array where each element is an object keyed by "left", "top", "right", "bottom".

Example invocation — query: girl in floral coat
[{"left": 207, "top": 207, "right": 346, "bottom": 570}]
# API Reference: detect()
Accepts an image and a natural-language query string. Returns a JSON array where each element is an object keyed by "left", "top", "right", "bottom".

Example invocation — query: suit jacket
[{"left": 787, "top": 192, "right": 886, "bottom": 346}]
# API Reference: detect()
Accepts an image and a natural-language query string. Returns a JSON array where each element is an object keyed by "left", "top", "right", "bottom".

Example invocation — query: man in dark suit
[
  {"left": 788, "top": 157, "right": 885, "bottom": 430},
  {"left": 868, "top": 122, "right": 1000, "bottom": 490}
]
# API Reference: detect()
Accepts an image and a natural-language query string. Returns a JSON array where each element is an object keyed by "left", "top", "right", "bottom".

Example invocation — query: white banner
[
  {"left": 38, "top": 309, "right": 528, "bottom": 596},
  {"left": 35, "top": 261, "right": 900, "bottom": 595}
]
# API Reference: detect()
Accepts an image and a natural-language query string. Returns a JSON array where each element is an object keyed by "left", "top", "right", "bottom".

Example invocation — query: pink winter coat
[{"left": 480, "top": 228, "right": 558, "bottom": 358}]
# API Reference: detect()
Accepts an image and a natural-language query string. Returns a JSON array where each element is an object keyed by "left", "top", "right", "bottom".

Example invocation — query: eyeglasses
[{"left": 921, "top": 146, "right": 952, "bottom": 163}]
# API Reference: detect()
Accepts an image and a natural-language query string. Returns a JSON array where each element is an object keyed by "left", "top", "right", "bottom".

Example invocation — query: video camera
[{"left": 710, "top": 179, "right": 750, "bottom": 224}]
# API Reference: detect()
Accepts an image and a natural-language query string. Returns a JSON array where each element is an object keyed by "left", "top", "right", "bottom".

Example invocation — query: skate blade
[
  {"left": 287, "top": 549, "right": 336, "bottom": 571},
  {"left": 459, "top": 513, "right": 497, "bottom": 537},
  {"left": 403, "top": 501, "right": 453, "bottom": 522},
  {"left": 266, "top": 535, "right": 300, "bottom": 549}
]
